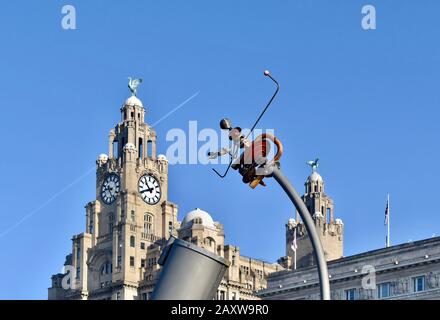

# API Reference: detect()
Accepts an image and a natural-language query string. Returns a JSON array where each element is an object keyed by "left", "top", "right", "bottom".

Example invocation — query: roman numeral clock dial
[
  {"left": 100, "top": 173, "right": 120, "bottom": 205},
  {"left": 138, "top": 174, "right": 161, "bottom": 205}
]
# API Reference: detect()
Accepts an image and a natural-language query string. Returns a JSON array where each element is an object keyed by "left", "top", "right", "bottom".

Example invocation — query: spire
[{"left": 108, "top": 78, "right": 157, "bottom": 163}]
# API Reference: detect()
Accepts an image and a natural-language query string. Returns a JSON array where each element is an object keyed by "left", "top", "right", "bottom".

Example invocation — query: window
[
  {"left": 377, "top": 282, "right": 391, "bottom": 299},
  {"left": 148, "top": 257, "right": 157, "bottom": 267},
  {"left": 219, "top": 291, "right": 226, "bottom": 300},
  {"left": 76, "top": 247, "right": 81, "bottom": 260},
  {"left": 121, "top": 138, "right": 125, "bottom": 162},
  {"left": 144, "top": 214, "right": 153, "bottom": 234},
  {"left": 142, "top": 292, "right": 149, "bottom": 300},
  {"left": 101, "top": 262, "right": 112, "bottom": 275},
  {"left": 109, "top": 223, "right": 113, "bottom": 235},
  {"left": 242, "top": 266, "right": 250, "bottom": 275},
  {"left": 113, "top": 141, "right": 118, "bottom": 158},
  {"left": 76, "top": 267, "right": 80, "bottom": 279},
  {"left": 131, "top": 210, "right": 135, "bottom": 222},
  {"left": 147, "top": 140, "right": 153, "bottom": 158},
  {"left": 141, "top": 259, "right": 146, "bottom": 268},
  {"left": 232, "top": 292, "right": 237, "bottom": 300},
  {"left": 168, "top": 221, "right": 173, "bottom": 233},
  {"left": 314, "top": 185, "right": 318, "bottom": 192},
  {"left": 130, "top": 235, "right": 135, "bottom": 247},
  {"left": 140, "top": 242, "right": 145, "bottom": 250},
  {"left": 117, "top": 256, "right": 122, "bottom": 267},
  {"left": 139, "top": 138, "right": 143, "bottom": 159},
  {"left": 194, "top": 217, "right": 202, "bottom": 224},
  {"left": 413, "top": 276, "right": 425, "bottom": 292},
  {"left": 345, "top": 289, "right": 357, "bottom": 300},
  {"left": 130, "top": 256, "right": 135, "bottom": 267}
]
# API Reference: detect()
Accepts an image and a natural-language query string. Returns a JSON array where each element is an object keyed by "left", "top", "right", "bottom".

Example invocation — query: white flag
[{"left": 291, "top": 229, "right": 298, "bottom": 252}]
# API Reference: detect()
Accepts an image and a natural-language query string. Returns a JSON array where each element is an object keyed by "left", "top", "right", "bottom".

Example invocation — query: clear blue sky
[{"left": 1, "top": 1, "right": 440, "bottom": 299}]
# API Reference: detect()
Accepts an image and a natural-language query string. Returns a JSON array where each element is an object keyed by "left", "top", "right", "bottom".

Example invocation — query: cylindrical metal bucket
[{"left": 151, "top": 237, "right": 230, "bottom": 300}]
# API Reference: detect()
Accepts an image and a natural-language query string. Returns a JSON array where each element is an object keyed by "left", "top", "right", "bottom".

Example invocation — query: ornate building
[
  {"left": 48, "top": 91, "right": 282, "bottom": 300},
  {"left": 278, "top": 170, "right": 344, "bottom": 270},
  {"left": 258, "top": 170, "right": 440, "bottom": 300}
]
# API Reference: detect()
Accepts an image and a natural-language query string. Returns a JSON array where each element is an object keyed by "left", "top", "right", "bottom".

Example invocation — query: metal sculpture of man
[
  {"left": 306, "top": 158, "right": 319, "bottom": 172},
  {"left": 128, "top": 77, "right": 142, "bottom": 96}
]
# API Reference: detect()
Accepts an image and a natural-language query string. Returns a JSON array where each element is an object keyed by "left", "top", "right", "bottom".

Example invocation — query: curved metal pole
[{"left": 271, "top": 166, "right": 331, "bottom": 300}]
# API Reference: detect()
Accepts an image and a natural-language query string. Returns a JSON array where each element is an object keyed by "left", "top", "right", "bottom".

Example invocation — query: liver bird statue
[
  {"left": 306, "top": 158, "right": 319, "bottom": 172},
  {"left": 128, "top": 77, "right": 142, "bottom": 96}
]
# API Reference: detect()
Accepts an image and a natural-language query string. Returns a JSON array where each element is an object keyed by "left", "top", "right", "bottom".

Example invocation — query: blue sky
[{"left": 1, "top": 1, "right": 440, "bottom": 299}]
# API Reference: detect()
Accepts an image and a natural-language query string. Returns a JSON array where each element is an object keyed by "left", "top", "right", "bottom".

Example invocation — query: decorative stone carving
[
  {"left": 96, "top": 154, "right": 108, "bottom": 167},
  {"left": 427, "top": 272, "right": 439, "bottom": 289},
  {"left": 394, "top": 278, "right": 409, "bottom": 295}
]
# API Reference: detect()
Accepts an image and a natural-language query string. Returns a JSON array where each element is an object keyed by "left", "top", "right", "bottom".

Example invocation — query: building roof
[
  {"left": 125, "top": 95, "right": 143, "bottom": 107},
  {"left": 181, "top": 208, "right": 216, "bottom": 229},
  {"left": 307, "top": 171, "right": 323, "bottom": 183}
]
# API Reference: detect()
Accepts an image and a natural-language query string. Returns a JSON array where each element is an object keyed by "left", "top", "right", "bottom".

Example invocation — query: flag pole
[
  {"left": 387, "top": 194, "right": 390, "bottom": 248},
  {"left": 294, "top": 248, "right": 297, "bottom": 270}
]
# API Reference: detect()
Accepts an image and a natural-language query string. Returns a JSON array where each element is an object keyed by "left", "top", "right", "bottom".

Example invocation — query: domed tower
[
  {"left": 177, "top": 208, "right": 225, "bottom": 255},
  {"left": 283, "top": 163, "right": 344, "bottom": 269}
]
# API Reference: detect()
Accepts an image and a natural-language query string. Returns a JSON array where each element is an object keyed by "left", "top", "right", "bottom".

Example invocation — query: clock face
[
  {"left": 101, "top": 174, "right": 120, "bottom": 205},
  {"left": 138, "top": 174, "right": 161, "bottom": 205}
]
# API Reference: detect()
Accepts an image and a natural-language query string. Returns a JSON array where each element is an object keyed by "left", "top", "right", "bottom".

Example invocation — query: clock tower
[{"left": 50, "top": 87, "right": 178, "bottom": 300}]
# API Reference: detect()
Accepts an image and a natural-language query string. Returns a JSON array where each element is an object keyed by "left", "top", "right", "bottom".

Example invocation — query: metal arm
[{"left": 271, "top": 166, "right": 330, "bottom": 300}]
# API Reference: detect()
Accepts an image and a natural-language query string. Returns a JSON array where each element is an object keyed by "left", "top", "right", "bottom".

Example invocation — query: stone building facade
[
  {"left": 259, "top": 236, "right": 440, "bottom": 300},
  {"left": 48, "top": 93, "right": 282, "bottom": 300},
  {"left": 258, "top": 170, "right": 440, "bottom": 300}
]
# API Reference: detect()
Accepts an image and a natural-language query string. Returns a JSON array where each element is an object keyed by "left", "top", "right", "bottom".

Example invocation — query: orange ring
[{"left": 249, "top": 134, "right": 283, "bottom": 189}]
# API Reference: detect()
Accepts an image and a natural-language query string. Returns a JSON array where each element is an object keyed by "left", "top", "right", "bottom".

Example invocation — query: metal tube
[{"left": 271, "top": 167, "right": 331, "bottom": 300}]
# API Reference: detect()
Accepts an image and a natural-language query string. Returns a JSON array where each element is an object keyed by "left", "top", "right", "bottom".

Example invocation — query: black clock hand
[{"left": 141, "top": 187, "right": 154, "bottom": 193}]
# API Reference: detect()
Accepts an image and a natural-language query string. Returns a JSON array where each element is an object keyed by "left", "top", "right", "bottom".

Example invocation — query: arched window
[
  {"left": 138, "top": 138, "right": 143, "bottom": 159},
  {"left": 144, "top": 214, "right": 153, "bottom": 234},
  {"left": 327, "top": 208, "right": 331, "bottom": 223},
  {"left": 130, "top": 235, "right": 135, "bottom": 247}
]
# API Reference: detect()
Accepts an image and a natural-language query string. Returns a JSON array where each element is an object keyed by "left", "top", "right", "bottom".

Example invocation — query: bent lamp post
[
  {"left": 208, "top": 70, "right": 331, "bottom": 300},
  {"left": 151, "top": 236, "right": 230, "bottom": 300}
]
